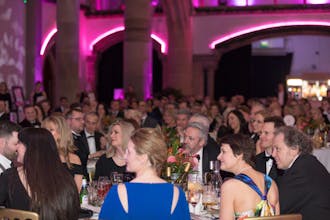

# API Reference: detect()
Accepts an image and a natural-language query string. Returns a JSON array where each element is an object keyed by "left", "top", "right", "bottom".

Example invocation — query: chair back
[
  {"left": 0, "top": 208, "right": 39, "bottom": 220},
  {"left": 247, "top": 214, "right": 302, "bottom": 220}
]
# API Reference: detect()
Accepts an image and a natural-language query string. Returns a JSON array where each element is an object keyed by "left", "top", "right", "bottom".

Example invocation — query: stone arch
[
  {"left": 211, "top": 25, "right": 330, "bottom": 99},
  {"left": 92, "top": 30, "right": 164, "bottom": 104},
  {"left": 212, "top": 25, "right": 330, "bottom": 54}
]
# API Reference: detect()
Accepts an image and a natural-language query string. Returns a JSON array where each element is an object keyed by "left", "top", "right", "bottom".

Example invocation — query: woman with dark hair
[
  {"left": 227, "top": 109, "right": 250, "bottom": 135},
  {"left": 217, "top": 134, "right": 279, "bottom": 219},
  {"left": 0, "top": 128, "right": 80, "bottom": 220}
]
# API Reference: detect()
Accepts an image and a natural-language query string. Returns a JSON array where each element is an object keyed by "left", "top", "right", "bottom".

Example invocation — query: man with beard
[{"left": 0, "top": 121, "right": 21, "bottom": 174}]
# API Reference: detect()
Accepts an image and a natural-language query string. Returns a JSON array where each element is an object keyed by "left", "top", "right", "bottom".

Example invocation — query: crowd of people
[{"left": 0, "top": 81, "right": 329, "bottom": 219}]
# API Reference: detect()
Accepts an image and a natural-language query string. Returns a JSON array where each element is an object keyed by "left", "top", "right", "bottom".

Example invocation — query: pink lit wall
[{"left": 0, "top": 0, "right": 25, "bottom": 89}]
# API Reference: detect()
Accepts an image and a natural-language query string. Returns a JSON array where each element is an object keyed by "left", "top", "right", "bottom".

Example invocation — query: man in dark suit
[
  {"left": 0, "top": 99, "right": 10, "bottom": 121},
  {"left": 66, "top": 108, "right": 89, "bottom": 179},
  {"left": 255, "top": 116, "right": 284, "bottom": 181},
  {"left": 83, "top": 112, "right": 106, "bottom": 159},
  {"left": 187, "top": 113, "right": 233, "bottom": 180},
  {"left": 272, "top": 126, "right": 330, "bottom": 220},
  {"left": 19, "top": 105, "right": 41, "bottom": 128},
  {"left": 138, "top": 100, "right": 159, "bottom": 128}
]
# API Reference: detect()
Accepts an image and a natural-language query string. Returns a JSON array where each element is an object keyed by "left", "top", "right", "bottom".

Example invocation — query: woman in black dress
[
  {"left": 94, "top": 119, "right": 135, "bottom": 180},
  {"left": 42, "top": 115, "right": 83, "bottom": 191},
  {"left": 0, "top": 128, "right": 80, "bottom": 219}
]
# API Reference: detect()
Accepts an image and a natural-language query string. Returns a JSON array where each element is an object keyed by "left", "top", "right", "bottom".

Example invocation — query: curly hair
[{"left": 274, "top": 126, "right": 313, "bottom": 154}]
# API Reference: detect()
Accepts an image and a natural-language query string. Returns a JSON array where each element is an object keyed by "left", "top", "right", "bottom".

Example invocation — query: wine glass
[
  {"left": 188, "top": 188, "right": 201, "bottom": 214},
  {"left": 187, "top": 172, "right": 203, "bottom": 214},
  {"left": 202, "top": 185, "right": 218, "bottom": 211},
  {"left": 97, "top": 176, "right": 111, "bottom": 203}
]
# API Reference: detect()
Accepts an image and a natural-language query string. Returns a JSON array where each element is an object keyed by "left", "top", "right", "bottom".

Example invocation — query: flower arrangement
[{"left": 163, "top": 126, "right": 198, "bottom": 175}]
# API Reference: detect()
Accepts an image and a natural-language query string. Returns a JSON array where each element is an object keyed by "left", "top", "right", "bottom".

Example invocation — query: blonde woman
[
  {"left": 94, "top": 119, "right": 135, "bottom": 180},
  {"left": 42, "top": 115, "right": 83, "bottom": 191},
  {"left": 99, "top": 128, "right": 190, "bottom": 219}
]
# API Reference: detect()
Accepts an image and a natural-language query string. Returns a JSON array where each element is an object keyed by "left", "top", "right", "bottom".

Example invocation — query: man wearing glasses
[{"left": 66, "top": 108, "right": 89, "bottom": 179}]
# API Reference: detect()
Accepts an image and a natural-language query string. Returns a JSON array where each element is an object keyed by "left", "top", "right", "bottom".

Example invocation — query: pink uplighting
[
  {"left": 89, "top": 26, "right": 167, "bottom": 53},
  {"left": 41, "top": 27, "right": 167, "bottom": 55},
  {"left": 89, "top": 26, "right": 125, "bottom": 50},
  {"left": 209, "top": 21, "right": 330, "bottom": 49},
  {"left": 40, "top": 28, "right": 57, "bottom": 55}
]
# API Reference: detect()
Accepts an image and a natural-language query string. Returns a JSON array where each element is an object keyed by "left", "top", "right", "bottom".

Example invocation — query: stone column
[
  {"left": 162, "top": 0, "right": 193, "bottom": 96},
  {"left": 55, "top": 0, "right": 80, "bottom": 103},
  {"left": 25, "top": 0, "right": 41, "bottom": 99},
  {"left": 124, "top": 0, "right": 153, "bottom": 100}
]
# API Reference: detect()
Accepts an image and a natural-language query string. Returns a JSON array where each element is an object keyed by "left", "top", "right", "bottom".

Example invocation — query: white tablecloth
[{"left": 313, "top": 147, "right": 330, "bottom": 173}]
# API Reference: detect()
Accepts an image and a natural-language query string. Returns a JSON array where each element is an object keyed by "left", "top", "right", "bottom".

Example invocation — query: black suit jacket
[
  {"left": 255, "top": 151, "right": 283, "bottom": 181},
  {"left": 278, "top": 154, "right": 330, "bottom": 220},
  {"left": 73, "top": 132, "right": 89, "bottom": 178},
  {"left": 0, "top": 113, "right": 10, "bottom": 121},
  {"left": 141, "top": 116, "right": 159, "bottom": 128},
  {"left": 202, "top": 135, "right": 233, "bottom": 179},
  {"left": 94, "top": 131, "right": 103, "bottom": 151},
  {"left": 19, "top": 119, "right": 41, "bottom": 128}
]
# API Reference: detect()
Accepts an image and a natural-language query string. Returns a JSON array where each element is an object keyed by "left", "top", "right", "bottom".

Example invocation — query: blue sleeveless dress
[{"left": 99, "top": 182, "right": 190, "bottom": 220}]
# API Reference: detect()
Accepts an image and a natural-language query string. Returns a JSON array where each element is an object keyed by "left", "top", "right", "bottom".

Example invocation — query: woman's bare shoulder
[{"left": 69, "top": 153, "right": 82, "bottom": 165}]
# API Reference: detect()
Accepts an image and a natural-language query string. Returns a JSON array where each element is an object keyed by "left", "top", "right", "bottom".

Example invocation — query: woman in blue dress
[{"left": 99, "top": 128, "right": 190, "bottom": 220}]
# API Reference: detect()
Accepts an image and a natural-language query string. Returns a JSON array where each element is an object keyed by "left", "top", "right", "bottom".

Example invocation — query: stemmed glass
[
  {"left": 202, "top": 185, "right": 218, "bottom": 211},
  {"left": 187, "top": 172, "right": 203, "bottom": 214},
  {"left": 97, "top": 176, "right": 111, "bottom": 203},
  {"left": 188, "top": 188, "right": 201, "bottom": 214}
]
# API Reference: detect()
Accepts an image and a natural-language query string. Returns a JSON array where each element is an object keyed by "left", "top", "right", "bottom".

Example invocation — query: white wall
[{"left": 286, "top": 35, "right": 330, "bottom": 74}]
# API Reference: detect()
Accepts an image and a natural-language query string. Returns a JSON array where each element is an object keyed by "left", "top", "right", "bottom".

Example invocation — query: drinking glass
[
  {"left": 111, "top": 172, "right": 124, "bottom": 184},
  {"left": 188, "top": 188, "right": 201, "bottom": 214},
  {"left": 187, "top": 172, "right": 203, "bottom": 214},
  {"left": 97, "top": 176, "right": 111, "bottom": 203},
  {"left": 202, "top": 185, "right": 218, "bottom": 211}
]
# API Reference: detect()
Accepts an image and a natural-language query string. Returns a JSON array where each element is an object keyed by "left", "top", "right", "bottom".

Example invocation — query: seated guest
[
  {"left": 218, "top": 134, "right": 280, "bottom": 219},
  {"left": 0, "top": 98, "right": 10, "bottom": 121},
  {"left": 94, "top": 119, "right": 135, "bottom": 180},
  {"left": 272, "top": 126, "right": 330, "bottom": 220},
  {"left": 84, "top": 112, "right": 106, "bottom": 159},
  {"left": 227, "top": 109, "right": 250, "bottom": 135},
  {"left": 0, "top": 128, "right": 79, "bottom": 219},
  {"left": 255, "top": 116, "right": 285, "bottom": 181},
  {"left": 19, "top": 105, "right": 41, "bottom": 128},
  {"left": 42, "top": 115, "right": 83, "bottom": 191},
  {"left": 99, "top": 128, "right": 190, "bottom": 219}
]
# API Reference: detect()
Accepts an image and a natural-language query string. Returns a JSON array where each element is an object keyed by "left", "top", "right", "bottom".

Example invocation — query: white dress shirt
[
  {"left": 0, "top": 154, "right": 11, "bottom": 174},
  {"left": 265, "top": 151, "right": 273, "bottom": 175}
]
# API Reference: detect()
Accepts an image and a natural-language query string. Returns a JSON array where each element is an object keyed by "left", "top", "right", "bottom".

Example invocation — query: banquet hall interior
[{"left": 1, "top": 0, "right": 330, "bottom": 105}]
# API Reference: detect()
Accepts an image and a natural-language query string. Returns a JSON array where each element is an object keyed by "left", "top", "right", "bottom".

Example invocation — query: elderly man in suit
[
  {"left": 188, "top": 113, "right": 233, "bottom": 180},
  {"left": 183, "top": 121, "right": 211, "bottom": 182},
  {"left": 255, "top": 116, "right": 284, "bottom": 181},
  {"left": 272, "top": 126, "right": 330, "bottom": 220}
]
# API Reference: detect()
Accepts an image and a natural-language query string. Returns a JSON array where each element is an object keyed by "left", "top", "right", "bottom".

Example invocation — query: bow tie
[
  {"left": 87, "top": 135, "right": 94, "bottom": 139},
  {"left": 264, "top": 155, "right": 274, "bottom": 161},
  {"left": 193, "top": 154, "right": 200, "bottom": 161}
]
